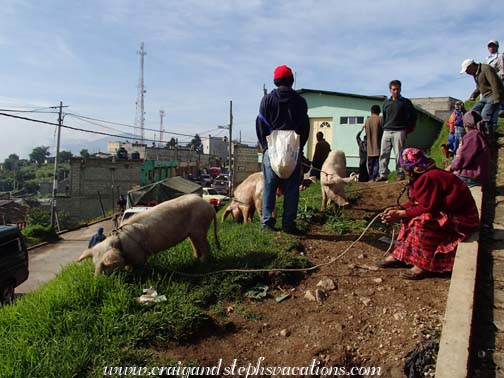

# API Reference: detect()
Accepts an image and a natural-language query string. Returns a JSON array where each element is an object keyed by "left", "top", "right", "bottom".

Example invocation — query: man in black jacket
[{"left": 256, "top": 65, "right": 310, "bottom": 234}]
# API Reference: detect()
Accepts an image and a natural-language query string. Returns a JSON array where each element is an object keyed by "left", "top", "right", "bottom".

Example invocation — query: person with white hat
[
  {"left": 461, "top": 57, "right": 504, "bottom": 137},
  {"left": 486, "top": 40, "right": 504, "bottom": 117}
]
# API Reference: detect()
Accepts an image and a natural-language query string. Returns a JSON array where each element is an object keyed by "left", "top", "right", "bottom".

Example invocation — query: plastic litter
[
  {"left": 245, "top": 284, "right": 269, "bottom": 300},
  {"left": 136, "top": 288, "right": 167, "bottom": 305}
]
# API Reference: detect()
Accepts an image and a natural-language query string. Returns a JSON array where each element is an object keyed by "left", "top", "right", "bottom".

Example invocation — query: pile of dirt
[{"left": 155, "top": 181, "right": 449, "bottom": 377}]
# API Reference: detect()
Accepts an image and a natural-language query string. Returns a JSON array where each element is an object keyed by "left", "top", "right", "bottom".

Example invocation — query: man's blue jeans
[
  {"left": 472, "top": 95, "right": 500, "bottom": 130},
  {"left": 262, "top": 151, "right": 300, "bottom": 229}
]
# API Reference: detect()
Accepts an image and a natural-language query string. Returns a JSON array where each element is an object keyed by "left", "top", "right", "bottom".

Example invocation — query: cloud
[{"left": 0, "top": 0, "right": 501, "bottom": 159}]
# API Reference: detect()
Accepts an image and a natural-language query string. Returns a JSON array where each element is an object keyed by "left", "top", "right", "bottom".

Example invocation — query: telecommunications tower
[
  {"left": 135, "top": 42, "right": 147, "bottom": 144},
  {"left": 159, "top": 110, "right": 165, "bottom": 143}
]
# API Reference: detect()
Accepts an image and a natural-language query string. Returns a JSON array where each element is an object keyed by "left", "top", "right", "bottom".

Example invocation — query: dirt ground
[{"left": 156, "top": 181, "right": 449, "bottom": 377}]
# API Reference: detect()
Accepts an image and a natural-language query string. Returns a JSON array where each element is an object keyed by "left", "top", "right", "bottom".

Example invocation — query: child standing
[{"left": 445, "top": 100, "right": 466, "bottom": 153}]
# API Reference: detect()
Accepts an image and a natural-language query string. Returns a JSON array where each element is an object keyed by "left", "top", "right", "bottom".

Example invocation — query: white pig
[
  {"left": 222, "top": 172, "right": 264, "bottom": 223},
  {"left": 320, "top": 150, "right": 354, "bottom": 210},
  {"left": 78, "top": 194, "right": 219, "bottom": 275}
]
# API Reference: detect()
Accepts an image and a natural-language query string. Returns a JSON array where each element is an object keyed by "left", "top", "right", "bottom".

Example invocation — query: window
[
  {"left": 320, "top": 121, "right": 331, "bottom": 128},
  {"left": 340, "top": 116, "right": 364, "bottom": 125}
]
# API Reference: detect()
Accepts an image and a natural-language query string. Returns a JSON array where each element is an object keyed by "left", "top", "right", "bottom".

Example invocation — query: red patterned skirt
[{"left": 391, "top": 211, "right": 480, "bottom": 273}]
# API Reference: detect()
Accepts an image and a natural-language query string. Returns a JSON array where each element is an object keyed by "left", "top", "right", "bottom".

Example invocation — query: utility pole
[
  {"left": 228, "top": 100, "right": 233, "bottom": 195},
  {"left": 159, "top": 110, "right": 165, "bottom": 143},
  {"left": 135, "top": 42, "right": 147, "bottom": 144},
  {"left": 50, "top": 101, "right": 63, "bottom": 229},
  {"left": 263, "top": 84, "right": 267, "bottom": 96}
]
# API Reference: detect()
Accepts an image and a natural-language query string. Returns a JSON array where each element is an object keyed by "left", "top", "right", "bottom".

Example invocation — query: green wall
[{"left": 141, "top": 160, "right": 178, "bottom": 185}]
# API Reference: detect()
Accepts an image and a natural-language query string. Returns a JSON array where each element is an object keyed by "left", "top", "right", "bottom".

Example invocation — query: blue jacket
[
  {"left": 88, "top": 233, "right": 106, "bottom": 248},
  {"left": 256, "top": 87, "right": 310, "bottom": 151}
]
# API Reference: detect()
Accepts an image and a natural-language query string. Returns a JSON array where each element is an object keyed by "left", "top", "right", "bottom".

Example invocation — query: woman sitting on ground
[
  {"left": 446, "top": 111, "right": 490, "bottom": 187},
  {"left": 378, "top": 148, "right": 480, "bottom": 280}
]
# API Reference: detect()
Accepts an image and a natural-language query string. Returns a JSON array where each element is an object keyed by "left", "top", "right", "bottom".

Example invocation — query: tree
[
  {"left": 80, "top": 149, "right": 90, "bottom": 158},
  {"left": 167, "top": 138, "right": 177, "bottom": 149},
  {"left": 189, "top": 134, "right": 203, "bottom": 154},
  {"left": 29, "top": 146, "right": 50, "bottom": 165},
  {"left": 3, "top": 154, "right": 20, "bottom": 171},
  {"left": 59, "top": 150, "right": 73, "bottom": 163}
]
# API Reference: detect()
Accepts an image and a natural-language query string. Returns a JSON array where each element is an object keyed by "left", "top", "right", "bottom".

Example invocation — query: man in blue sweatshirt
[
  {"left": 376, "top": 80, "right": 417, "bottom": 181},
  {"left": 256, "top": 65, "right": 310, "bottom": 234}
]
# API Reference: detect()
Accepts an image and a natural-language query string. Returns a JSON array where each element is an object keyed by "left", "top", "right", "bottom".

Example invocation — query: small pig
[
  {"left": 320, "top": 150, "right": 354, "bottom": 210},
  {"left": 78, "top": 194, "right": 219, "bottom": 275},
  {"left": 222, "top": 172, "right": 264, "bottom": 223}
]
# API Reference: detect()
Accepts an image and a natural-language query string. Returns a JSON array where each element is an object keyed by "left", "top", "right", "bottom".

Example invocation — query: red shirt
[{"left": 402, "top": 168, "right": 478, "bottom": 219}]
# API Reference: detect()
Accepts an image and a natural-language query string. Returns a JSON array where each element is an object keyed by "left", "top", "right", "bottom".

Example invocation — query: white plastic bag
[{"left": 266, "top": 130, "right": 300, "bottom": 179}]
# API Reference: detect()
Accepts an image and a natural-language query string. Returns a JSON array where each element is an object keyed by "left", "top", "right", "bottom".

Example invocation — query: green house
[
  {"left": 141, "top": 160, "right": 178, "bottom": 186},
  {"left": 298, "top": 89, "right": 443, "bottom": 169}
]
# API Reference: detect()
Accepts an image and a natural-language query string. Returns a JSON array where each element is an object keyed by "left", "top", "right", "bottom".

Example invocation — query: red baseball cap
[{"left": 274, "top": 65, "right": 293, "bottom": 80}]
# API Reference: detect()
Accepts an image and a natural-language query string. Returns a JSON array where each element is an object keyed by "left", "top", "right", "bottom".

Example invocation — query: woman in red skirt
[{"left": 378, "top": 148, "right": 480, "bottom": 280}]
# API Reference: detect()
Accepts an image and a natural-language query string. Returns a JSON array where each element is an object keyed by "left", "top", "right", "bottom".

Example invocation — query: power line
[
  {"left": 0, "top": 109, "right": 60, "bottom": 114},
  {"left": 0, "top": 112, "right": 159, "bottom": 143},
  {"left": 0, "top": 112, "right": 228, "bottom": 144},
  {"left": 65, "top": 113, "right": 220, "bottom": 140}
]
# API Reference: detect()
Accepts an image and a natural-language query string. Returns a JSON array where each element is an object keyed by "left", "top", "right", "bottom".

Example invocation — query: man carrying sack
[{"left": 256, "top": 65, "right": 310, "bottom": 234}]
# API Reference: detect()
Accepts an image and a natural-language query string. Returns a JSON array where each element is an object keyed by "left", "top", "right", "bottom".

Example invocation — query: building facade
[
  {"left": 202, "top": 135, "right": 229, "bottom": 162},
  {"left": 298, "top": 89, "right": 443, "bottom": 169}
]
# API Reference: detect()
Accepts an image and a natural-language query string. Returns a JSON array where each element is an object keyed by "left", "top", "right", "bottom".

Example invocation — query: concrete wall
[
  {"left": 411, "top": 97, "right": 459, "bottom": 121},
  {"left": 233, "top": 144, "right": 261, "bottom": 187},
  {"left": 57, "top": 157, "right": 143, "bottom": 223}
]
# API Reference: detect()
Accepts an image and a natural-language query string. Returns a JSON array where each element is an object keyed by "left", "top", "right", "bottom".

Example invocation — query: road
[{"left": 16, "top": 219, "right": 113, "bottom": 294}]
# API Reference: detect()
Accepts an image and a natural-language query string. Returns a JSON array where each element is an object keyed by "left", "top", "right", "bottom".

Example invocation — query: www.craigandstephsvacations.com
[{"left": 103, "top": 357, "right": 382, "bottom": 376}]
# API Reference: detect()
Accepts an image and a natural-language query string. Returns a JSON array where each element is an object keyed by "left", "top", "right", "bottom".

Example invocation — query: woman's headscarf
[
  {"left": 462, "top": 110, "right": 482, "bottom": 130},
  {"left": 400, "top": 148, "right": 436, "bottom": 175}
]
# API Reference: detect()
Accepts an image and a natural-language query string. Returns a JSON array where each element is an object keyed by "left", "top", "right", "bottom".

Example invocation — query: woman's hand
[{"left": 381, "top": 208, "right": 407, "bottom": 224}]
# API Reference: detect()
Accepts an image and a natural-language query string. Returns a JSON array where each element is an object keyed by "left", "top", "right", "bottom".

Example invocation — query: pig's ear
[
  {"left": 78, "top": 249, "right": 93, "bottom": 262},
  {"left": 222, "top": 206, "right": 233, "bottom": 222},
  {"left": 96, "top": 248, "right": 125, "bottom": 276}
]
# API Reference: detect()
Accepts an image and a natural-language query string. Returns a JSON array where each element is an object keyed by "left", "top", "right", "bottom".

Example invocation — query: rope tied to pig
[{"left": 170, "top": 212, "right": 395, "bottom": 277}]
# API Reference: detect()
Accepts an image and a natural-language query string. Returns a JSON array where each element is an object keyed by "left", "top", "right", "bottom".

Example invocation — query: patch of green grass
[{"left": 0, "top": 216, "right": 310, "bottom": 377}]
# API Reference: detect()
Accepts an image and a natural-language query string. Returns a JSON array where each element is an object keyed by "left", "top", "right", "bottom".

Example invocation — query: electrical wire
[
  {"left": 0, "top": 112, "right": 159, "bottom": 143},
  {"left": 66, "top": 112, "right": 219, "bottom": 140}
]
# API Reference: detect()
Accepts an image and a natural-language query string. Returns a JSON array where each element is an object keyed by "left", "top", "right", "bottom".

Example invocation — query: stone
[
  {"left": 360, "top": 297, "right": 371, "bottom": 306},
  {"left": 280, "top": 329, "right": 290, "bottom": 337},
  {"left": 373, "top": 278, "right": 383, "bottom": 284},
  {"left": 304, "top": 290, "right": 316, "bottom": 302},
  {"left": 317, "top": 277, "right": 337, "bottom": 291}
]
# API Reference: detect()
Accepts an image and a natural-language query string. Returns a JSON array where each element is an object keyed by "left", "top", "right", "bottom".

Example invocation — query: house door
[{"left": 307, "top": 118, "right": 333, "bottom": 161}]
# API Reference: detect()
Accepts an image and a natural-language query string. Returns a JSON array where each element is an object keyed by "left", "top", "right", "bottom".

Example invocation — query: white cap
[
  {"left": 460, "top": 58, "right": 474, "bottom": 74},
  {"left": 488, "top": 40, "right": 499, "bottom": 47}
]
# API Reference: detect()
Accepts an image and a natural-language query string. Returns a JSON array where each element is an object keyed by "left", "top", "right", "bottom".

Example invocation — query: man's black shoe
[
  {"left": 282, "top": 225, "right": 304, "bottom": 235},
  {"left": 375, "top": 176, "right": 387, "bottom": 182},
  {"left": 261, "top": 225, "right": 279, "bottom": 232}
]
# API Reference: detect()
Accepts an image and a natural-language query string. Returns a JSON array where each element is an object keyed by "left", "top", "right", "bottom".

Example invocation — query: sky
[{"left": 0, "top": 0, "right": 501, "bottom": 161}]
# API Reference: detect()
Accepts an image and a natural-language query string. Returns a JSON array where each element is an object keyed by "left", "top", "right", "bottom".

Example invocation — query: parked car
[
  {"left": 200, "top": 174, "right": 213, "bottom": 187},
  {"left": 119, "top": 207, "right": 152, "bottom": 226},
  {"left": 211, "top": 175, "right": 229, "bottom": 195},
  {"left": 0, "top": 226, "right": 29, "bottom": 304},
  {"left": 202, "top": 188, "right": 230, "bottom": 208}
]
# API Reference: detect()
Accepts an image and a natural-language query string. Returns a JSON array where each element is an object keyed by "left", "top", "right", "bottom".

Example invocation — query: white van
[{"left": 119, "top": 207, "right": 151, "bottom": 226}]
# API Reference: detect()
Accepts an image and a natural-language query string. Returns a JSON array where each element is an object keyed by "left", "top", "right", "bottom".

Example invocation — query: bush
[{"left": 22, "top": 225, "right": 59, "bottom": 246}]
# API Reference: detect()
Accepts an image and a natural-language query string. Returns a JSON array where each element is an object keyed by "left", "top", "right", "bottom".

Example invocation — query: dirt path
[{"left": 154, "top": 181, "right": 449, "bottom": 377}]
